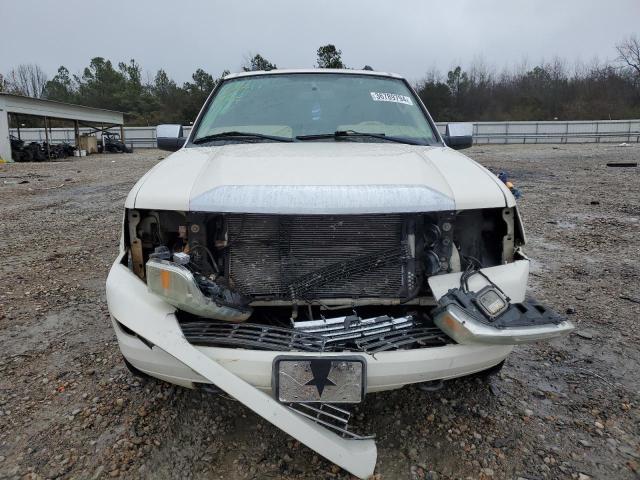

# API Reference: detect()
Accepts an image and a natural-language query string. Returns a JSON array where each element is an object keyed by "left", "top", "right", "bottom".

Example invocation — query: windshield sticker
[{"left": 370, "top": 92, "right": 413, "bottom": 105}]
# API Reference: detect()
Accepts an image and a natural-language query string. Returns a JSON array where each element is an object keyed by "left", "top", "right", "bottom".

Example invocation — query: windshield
[{"left": 191, "top": 73, "right": 438, "bottom": 145}]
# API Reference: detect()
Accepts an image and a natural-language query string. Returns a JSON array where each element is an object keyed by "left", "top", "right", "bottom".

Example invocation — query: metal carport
[{"left": 0, "top": 93, "right": 124, "bottom": 162}]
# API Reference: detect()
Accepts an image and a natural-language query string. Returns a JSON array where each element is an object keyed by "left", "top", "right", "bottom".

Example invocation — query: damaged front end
[
  {"left": 112, "top": 206, "right": 573, "bottom": 479},
  {"left": 122, "top": 207, "right": 572, "bottom": 351}
]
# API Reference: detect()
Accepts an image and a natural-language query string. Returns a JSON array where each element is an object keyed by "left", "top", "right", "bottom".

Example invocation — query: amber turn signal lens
[{"left": 160, "top": 270, "right": 171, "bottom": 289}]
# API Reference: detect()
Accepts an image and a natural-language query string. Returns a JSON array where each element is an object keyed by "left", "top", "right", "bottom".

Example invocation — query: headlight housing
[{"left": 146, "top": 258, "right": 251, "bottom": 322}]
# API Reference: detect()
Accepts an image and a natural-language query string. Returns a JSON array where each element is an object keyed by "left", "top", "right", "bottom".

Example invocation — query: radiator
[{"left": 225, "top": 214, "right": 410, "bottom": 299}]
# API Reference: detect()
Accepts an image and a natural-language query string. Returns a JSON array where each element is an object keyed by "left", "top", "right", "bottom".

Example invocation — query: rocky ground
[{"left": 0, "top": 144, "right": 638, "bottom": 480}]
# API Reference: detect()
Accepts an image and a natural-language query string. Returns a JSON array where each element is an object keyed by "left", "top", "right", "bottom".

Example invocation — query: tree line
[{"left": 1, "top": 39, "right": 639, "bottom": 125}]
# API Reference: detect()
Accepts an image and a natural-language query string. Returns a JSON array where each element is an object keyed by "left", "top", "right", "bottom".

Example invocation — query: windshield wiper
[
  {"left": 296, "top": 130, "right": 425, "bottom": 145},
  {"left": 193, "top": 131, "right": 293, "bottom": 144}
]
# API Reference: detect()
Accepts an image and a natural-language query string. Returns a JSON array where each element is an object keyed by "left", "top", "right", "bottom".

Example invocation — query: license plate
[{"left": 273, "top": 356, "right": 366, "bottom": 404}]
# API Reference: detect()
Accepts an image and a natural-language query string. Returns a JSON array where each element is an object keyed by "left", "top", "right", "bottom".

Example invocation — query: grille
[
  {"left": 180, "top": 321, "right": 327, "bottom": 351},
  {"left": 226, "top": 214, "right": 408, "bottom": 299},
  {"left": 287, "top": 403, "right": 373, "bottom": 439},
  {"left": 178, "top": 316, "right": 451, "bottom": 353},
  {"left": 293, "top": 315, "right": 416, "bottom": 344}
]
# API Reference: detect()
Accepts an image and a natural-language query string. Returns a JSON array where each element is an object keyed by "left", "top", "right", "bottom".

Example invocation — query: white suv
[{"left": 106, "top": 69, "right": 573, "bottom": 478}]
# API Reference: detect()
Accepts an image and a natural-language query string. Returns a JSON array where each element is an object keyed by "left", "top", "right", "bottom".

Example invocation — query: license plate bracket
[{"left": 272, "top": 356, "right": 367, "bottom": 404}]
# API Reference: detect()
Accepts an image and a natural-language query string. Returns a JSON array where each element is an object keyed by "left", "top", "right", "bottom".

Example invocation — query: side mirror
[
  {"left": 156, "top": 124, "right": 185, "bottom": 151},
  {"left": 443, "top": 123, "right": 473, "bottom": 150}
]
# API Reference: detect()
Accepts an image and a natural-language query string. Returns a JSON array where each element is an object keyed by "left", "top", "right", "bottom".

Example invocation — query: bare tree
[
  {"left": 5, "top": 64, "right": 48, "bottom": 98},
  {"left": 616, "top": 35, "right": 640, "bottom": 77}
]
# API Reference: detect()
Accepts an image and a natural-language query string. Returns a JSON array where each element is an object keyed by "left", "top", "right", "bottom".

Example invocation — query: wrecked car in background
[{"left": 106, "top": 69, "right": 574, "bottom": 478}]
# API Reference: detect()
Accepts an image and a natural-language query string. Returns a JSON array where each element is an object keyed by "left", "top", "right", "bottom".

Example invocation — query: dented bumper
[
  {"left": 107, "top": 255, "right": 570, "bottom": 479},
  {"left": 107, "top": 259, "right": 512, "bottom": 392},
  {"left": 106, "top": 256, "right": 378, "bottom": 479}
]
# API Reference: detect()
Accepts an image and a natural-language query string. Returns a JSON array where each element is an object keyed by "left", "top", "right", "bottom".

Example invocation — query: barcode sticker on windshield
[{"left": 370, "top": 92, "right": 413, "bottom": 105}]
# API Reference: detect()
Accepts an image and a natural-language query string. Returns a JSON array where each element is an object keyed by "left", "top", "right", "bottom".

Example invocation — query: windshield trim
[{"left": 186, "top": 72, "right": 444, "bottom": 148}]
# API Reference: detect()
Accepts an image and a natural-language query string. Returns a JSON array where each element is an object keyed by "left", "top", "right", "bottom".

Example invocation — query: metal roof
[
  {"left": 224, "top": 68, "right": 404, "bottom": 80},
  {"left": 0, "top": 93, "right": 124, "bottom": 124}
]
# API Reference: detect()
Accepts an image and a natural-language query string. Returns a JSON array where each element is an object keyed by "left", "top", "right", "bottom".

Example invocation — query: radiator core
[{"left": 225, "top": 214, "right": 409, "bottom": 299}]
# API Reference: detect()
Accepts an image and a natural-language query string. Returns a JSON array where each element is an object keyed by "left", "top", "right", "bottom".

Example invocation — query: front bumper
[
  {"left": 106, "top": 259, "right": 513, "bottom": 392},
  {"left": 107, "top": 255, "right": 381, "bottom": 479}
]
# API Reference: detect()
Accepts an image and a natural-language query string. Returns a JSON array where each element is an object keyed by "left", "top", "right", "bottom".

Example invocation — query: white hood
[{"left": 127, "top": 143, "right": 514, "bottom": 213}]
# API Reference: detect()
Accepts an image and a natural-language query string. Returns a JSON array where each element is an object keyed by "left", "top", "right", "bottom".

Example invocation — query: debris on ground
[
  {"left": 606, "top": 162, "right": 638, "bottom": 167},
  {"left": 497, "top": 171, "right": 522, "bottom": 198}
]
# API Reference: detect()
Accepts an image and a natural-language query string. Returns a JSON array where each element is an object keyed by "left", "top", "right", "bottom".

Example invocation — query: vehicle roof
[{"left": 224, "top": 69, "right": 404, "bottom": 80}]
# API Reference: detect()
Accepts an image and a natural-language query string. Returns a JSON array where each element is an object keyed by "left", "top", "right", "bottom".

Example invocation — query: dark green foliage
[
  {"left": 242, "top": 54, "right": 277, "bottom": 72},
  {"left": 14, "top": 42, "right": 639, "bottom": 125},
  {"left": 77, "top": 57, "right": 128, "bottom": 110},
  {"left": 42, "top": 59, "right": 230, "bottom": 125},
  {"left": 316, "top": 45, "right": 345, "bottom": 69},
  {"left": 417, "top": 60, "right": 640, "bottom": 121},
  {"left": 44, "top": 67, "right": 75, "bottom": 104}
]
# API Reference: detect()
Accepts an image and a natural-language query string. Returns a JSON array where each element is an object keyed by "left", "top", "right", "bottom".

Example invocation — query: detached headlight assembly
[
  {"left": 146, "top": 258, "right": 251, "bottom": 322},
  {"left": 432, "top": 285, "right": 574, "bottom": 345}
]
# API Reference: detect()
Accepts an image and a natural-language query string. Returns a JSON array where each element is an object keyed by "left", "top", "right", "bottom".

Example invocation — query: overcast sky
[{"left": 1, "top": 0, "right": 638, "bottom": 84}]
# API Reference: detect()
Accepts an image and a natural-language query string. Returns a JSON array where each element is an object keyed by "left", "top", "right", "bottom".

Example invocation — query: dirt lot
[{"left": 0, "top": 144, "right": 638, "bottom": 480}]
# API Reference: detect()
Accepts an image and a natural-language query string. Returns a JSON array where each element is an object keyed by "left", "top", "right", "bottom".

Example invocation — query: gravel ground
[{"left": 0, "top": 144, "right": 638, "bottom": 480}]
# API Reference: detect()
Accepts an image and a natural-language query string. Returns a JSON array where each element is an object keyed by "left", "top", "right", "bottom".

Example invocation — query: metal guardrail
[
  {"left": 465, "top": 120, "right": 640, "bottom": 144},
  {"left": 10, "top": 120, "right": 640, "bottom": 147},
  {"left": 474, "top": 131, "right": 640, "bottom": 144}
]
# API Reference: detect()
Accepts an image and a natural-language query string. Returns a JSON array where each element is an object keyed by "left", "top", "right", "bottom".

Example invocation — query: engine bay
[{"left": 125, "top": 208, "right": 520, "bottom": 328}]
